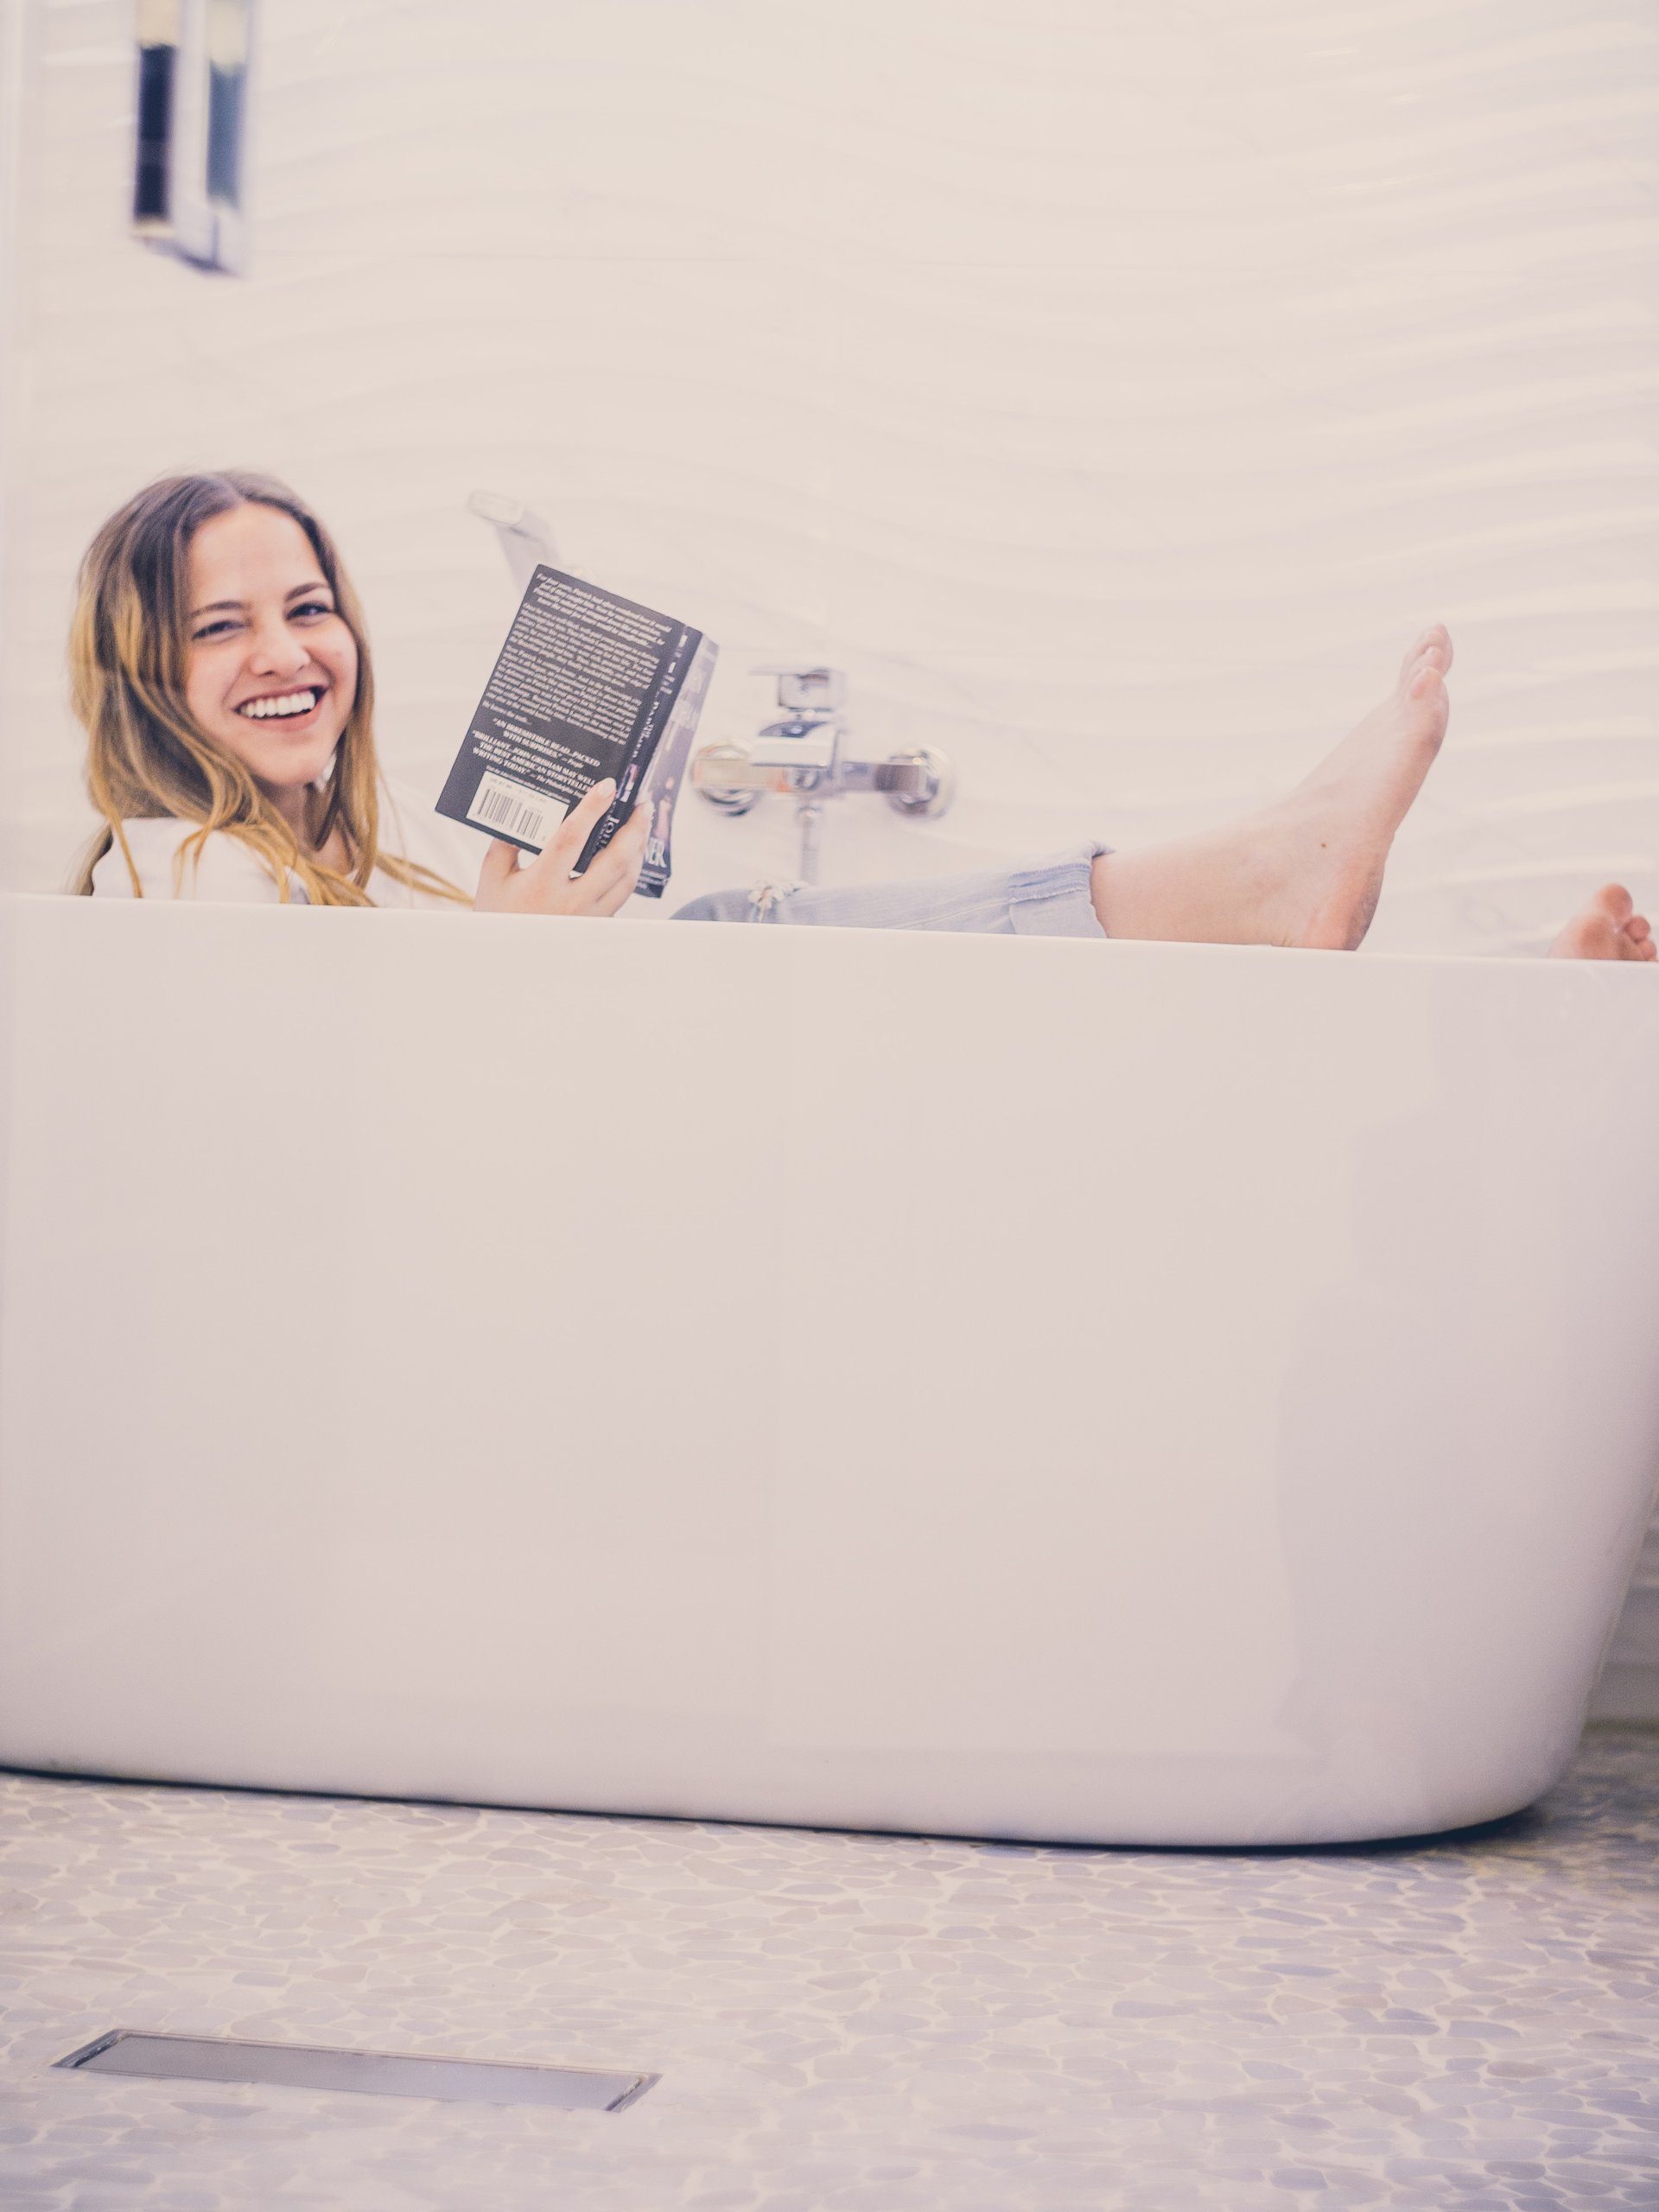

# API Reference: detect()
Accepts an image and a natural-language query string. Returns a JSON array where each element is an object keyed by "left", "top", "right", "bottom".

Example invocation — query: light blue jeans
[{"left": 671, "top": 842, "right": 1110, "bottom": 938}]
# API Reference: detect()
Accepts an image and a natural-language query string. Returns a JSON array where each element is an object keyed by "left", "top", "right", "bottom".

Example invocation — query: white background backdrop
[{"left": 1, "top": 0, "right": 1656, "bottom": 1704}]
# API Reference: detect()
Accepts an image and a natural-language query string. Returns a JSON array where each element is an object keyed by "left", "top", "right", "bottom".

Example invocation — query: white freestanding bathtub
[{"left": 0, "top": 892, "right": 1655, "bottom": 1847}]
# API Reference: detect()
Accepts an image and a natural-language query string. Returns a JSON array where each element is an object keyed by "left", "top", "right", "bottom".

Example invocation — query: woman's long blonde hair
[{"left": 70, "top": 470, "right": 467, "bottom": 906}]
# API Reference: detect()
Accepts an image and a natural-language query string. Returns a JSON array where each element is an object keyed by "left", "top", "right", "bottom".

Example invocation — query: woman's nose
[{"left": 247, "top": 619, "right": 311, "bottom": 676}]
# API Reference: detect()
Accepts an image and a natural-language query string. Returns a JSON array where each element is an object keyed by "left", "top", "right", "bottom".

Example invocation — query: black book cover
[{"left": 436, "top": 565, "right": 718, "bottom": 896}]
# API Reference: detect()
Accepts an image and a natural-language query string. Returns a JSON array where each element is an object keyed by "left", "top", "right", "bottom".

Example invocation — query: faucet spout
[{"left": 691, "top": 668, "right": 954, "bottom": 883}]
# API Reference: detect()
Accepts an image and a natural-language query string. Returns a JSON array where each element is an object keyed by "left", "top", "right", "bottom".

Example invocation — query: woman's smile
[
  {"left": 235, "top": 687, "right": 324, "bottom": 722},
  {"left": 184, "top": 501, "right": 359, "bottom": 809},
  {"left": 229, "top": 684, "right": 331, "bottom": 737}
]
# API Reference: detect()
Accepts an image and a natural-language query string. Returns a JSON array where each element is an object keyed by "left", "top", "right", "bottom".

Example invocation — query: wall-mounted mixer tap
[{"left": 692, "top": 667, "right": 954, "bottom": 885}]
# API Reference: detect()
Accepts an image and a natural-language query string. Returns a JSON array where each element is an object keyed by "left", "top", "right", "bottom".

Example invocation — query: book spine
[
  {"left": 574, "top": 621, "right": 703, "bottom": 874},
  {"left": 633, "top": 636, "right": 718, "bottom": 898}
]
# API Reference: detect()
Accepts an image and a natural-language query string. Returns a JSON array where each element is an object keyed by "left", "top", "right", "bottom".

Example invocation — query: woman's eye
[
  {"left": 190, "top": 619, "right": 240, "bottom": 641},
  {"left": 291, "top": 601, "right": 334, "bottom": 620}
]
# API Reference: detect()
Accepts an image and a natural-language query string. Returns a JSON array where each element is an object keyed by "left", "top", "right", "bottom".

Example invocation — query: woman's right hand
[{"left": 473, "top": 778, "right": 648, "bottom": 918}]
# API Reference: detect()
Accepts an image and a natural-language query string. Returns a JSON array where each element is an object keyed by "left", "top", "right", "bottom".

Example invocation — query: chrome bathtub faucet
[{"left": 691, "top": 667, "right": 955, "bottom": 887}]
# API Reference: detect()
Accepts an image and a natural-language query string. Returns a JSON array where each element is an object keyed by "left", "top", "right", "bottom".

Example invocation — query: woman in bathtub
[{"left": 74, "top": 470, "right": 1656, "bottom": 963}]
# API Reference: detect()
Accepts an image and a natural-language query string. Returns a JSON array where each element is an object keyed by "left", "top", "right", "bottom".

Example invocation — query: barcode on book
[{"left": 466, "top": 771, "right": 567, "bottom": 850}]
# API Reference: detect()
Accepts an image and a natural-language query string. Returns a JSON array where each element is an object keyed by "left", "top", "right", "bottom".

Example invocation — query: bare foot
[
  {"left": 1548, "top": 883, "right": 1657, "bottom": 963},
  {"left": 1090, "top": 626, "right": 1452, "bottom": 950}
]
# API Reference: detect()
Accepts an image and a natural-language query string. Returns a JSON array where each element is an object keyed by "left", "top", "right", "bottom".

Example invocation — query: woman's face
[{"left": 183, "top": 502, "right": 359, "bottom": 792}]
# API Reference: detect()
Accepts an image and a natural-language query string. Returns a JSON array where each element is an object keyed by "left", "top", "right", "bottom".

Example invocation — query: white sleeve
[{"left": 89, "top": 820, "right": 304, "bottom": 904}]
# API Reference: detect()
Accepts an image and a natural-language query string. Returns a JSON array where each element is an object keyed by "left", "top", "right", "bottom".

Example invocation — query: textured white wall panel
[{"left": 2, "top": 0, "right": 1656, "bottom": 1707}]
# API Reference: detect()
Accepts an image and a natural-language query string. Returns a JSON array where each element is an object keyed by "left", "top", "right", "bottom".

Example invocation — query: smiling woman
[
  {"left": 67, "top": 473, "right": 1658, "bottom": 963},
  {"left": 70, "top": 472, "right": 648, "bottom": 913}
]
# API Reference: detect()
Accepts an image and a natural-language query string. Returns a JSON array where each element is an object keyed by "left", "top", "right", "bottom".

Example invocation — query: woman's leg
[
  {"left": 671, "top": 849, "right": 1108, "bottom": 938},
  {"left": 672, "top": 625, "right": 1651, "bottom": 957},
  {"left": 1087, "top": 626, "right": 1452, "bottom": 950},
  {"left": 674, "top": 627, "right": 1453, "bottom": 947}
]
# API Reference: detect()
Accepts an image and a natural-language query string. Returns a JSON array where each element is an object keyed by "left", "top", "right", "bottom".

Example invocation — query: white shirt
[{"left": 89, "top": 782, "right": 489, "bottom": 909}]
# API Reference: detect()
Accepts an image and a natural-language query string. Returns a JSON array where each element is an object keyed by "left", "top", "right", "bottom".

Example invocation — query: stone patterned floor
[{"left": 1, "top": 1731, "right": 1656, "bottom": 2211}]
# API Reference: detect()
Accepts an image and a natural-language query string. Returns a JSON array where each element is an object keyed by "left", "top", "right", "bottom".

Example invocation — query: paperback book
[{"left": 435, "top": 566, "right": 718, "bottom": 898}]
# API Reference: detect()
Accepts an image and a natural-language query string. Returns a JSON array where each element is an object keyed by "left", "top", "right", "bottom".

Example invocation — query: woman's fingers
[
  {"left": 474, "top": 780, "right": 645, "bottom": 915},
  {"left": 581, "top": 804, "right": 648, "bottom": 898},
  {"left": 589, "top": 820, "right": 649, "bottom": 913},
  {"left": 473, "top": 836, "right": 523, "bottom": 907},
  {"left": 589, "top": 874, "right": 636, "bottom": 918},
  {"left": 531, "top": 777, "right": 616, "bottom": 880},
  {"left": 549, "top": 803, "right": 645, "bottom": 914}
]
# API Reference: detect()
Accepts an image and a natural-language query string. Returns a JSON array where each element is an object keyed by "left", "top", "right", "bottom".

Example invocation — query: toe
[
  {"left": 1407, "top": 660, "right": 1446, "bottom": 704},
  {"left": 1402, "top": 624, "right": 1452, "bottom": 683},
  {"left": 1549, "top": 885, "right": 1657, "bottom": 961}
]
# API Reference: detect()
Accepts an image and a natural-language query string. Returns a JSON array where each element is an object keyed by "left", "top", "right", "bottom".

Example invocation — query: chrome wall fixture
[
  {"left": 693, "top": 667, "right": 955, "bottom": 886},
  {"left": 133, "top": 0, "right": 252, "bottom": 273}
]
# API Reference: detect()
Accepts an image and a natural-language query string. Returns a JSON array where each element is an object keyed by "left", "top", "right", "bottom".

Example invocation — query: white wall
[{"left": 3, "top": 0, "right": 1656, "bottom": 1707}]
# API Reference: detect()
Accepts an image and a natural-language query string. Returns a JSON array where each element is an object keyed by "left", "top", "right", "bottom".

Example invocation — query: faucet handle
[
  {"left": 838, "top": 750, "right": 957, "bottom": 817},
  {"left": 752, "top": 664, "right": 845, "bottom": 714}
]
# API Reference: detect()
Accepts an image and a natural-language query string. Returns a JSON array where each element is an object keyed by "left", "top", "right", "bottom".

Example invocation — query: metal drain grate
[{"left": 55, "top": 2031, "right": 656, "bottom": 2111}]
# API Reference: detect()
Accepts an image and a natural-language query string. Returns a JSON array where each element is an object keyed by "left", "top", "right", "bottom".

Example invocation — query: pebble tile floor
[{"left": 1, "top": 1730, "right": 1656, "bottom": 2212}]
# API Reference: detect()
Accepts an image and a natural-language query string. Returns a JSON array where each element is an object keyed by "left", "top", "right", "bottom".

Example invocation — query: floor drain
[{"left": 55, "top": 2031, "right": 657, "bottom": 2111}]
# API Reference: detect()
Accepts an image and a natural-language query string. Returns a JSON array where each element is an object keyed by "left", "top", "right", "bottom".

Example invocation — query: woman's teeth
[{"left": 238, "top": 690, "right": 319, "bottom": 721}]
